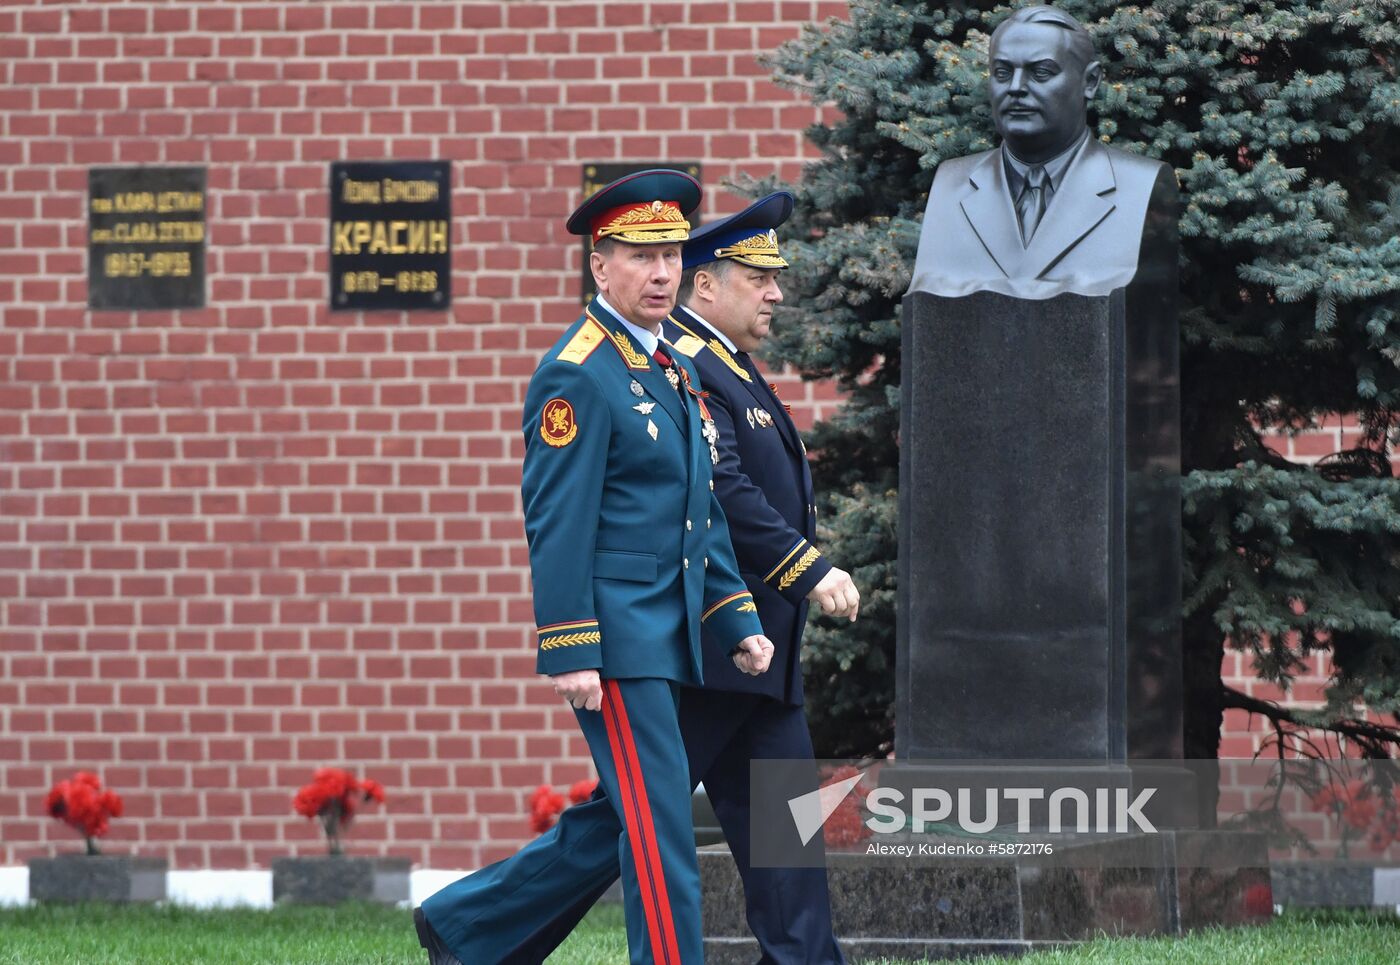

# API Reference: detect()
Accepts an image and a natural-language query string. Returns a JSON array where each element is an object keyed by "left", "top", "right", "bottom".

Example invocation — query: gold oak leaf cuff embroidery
[
  {"left": 736, "top": 601, "right": 758, "bottom": 613},
  {"left": 539, "top": 631, "right": 602, "bottom": 650},
  {"left": 702, "top": 591, "right": 755, "bottom": 622},
  {"left": 537, "top": 620, "right": 601, "bottom": 650},
  {"left": 777, "top": 546, "right": 822, "bottom": 591}
]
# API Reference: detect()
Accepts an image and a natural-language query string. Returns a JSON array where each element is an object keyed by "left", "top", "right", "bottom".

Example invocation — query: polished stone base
[
  {"left": 701, "top": 831, "right": 1270, "bottom": 961},
  {"left": 28, "top": 854, "right": 168, "bottom": 903},
  {"left": 270, "top": 856, "right": 410, "bottom": 905},
  {"left": 1271, "top": 862, "right": 1396, "bottom": 908}
]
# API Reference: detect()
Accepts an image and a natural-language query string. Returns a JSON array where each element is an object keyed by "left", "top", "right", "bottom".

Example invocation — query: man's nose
[{"left": 1009, "top": 68, "right": 1028, "bottom": 93}]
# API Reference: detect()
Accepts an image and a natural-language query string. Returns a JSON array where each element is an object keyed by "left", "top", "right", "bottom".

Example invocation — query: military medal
[
  {"left": 630, "top": 379, "right": 644, "bottom": 397},
  {"left": 647, "top": 419, "right": 658, "bottom": 441},
  {"left": 755, "top": 408, "right": 774, "bottom": 428},
  {"left": 632, "top": 401, "right": 656, "bottom": 415},
  {"left": 664, "top": 366, "right": 680, "bottom": 391},
  {"left": 702, "top": 418, "right": 719, "bottom": 465},
  {"left": 746, "top": 408, "right": 756, "bottom": 430}
]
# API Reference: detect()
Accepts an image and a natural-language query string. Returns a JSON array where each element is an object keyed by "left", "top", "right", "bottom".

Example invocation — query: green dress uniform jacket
[{"left": 522, "top": 296, "right": 763, "bottom": 682}]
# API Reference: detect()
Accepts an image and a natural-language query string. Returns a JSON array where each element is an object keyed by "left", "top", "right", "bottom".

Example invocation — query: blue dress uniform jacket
[
  {"left": 663, "top": 305, "right": 832, "bottom": 705},
  {"left": 523, "top": 296, "right": 763, "bottom": 682}
]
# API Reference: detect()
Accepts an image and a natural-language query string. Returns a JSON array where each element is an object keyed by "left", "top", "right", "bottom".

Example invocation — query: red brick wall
[
  {"left": 0, "top": 0, "right": 1367, "bottom": 872},
  {"left": 0, "top": 0, "right": 845, "bottom": 870}
]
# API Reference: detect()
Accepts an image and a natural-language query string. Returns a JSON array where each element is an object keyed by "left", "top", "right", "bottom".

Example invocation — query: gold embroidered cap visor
[
  {"left": 566, "top": 168, "right": 703, "bottom": 244},
  {"left": 682, "top": 190, "right": 795, "bottom": 271}
]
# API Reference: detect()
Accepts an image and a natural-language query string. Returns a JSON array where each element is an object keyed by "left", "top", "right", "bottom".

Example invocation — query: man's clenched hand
[
  {"left": 808, "top": 567, "right": 860, "bottom": 621},
  {"left": 549, "top": 668, "right": 603, "bottom": 711},
  {"left": 732, "top": 635, "right": 774, "bottom": 675}
]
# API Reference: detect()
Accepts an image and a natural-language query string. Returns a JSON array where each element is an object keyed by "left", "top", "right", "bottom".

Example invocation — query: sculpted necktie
[{"left": 1016, "top": 164, "right": 1050, "bottom": 245}]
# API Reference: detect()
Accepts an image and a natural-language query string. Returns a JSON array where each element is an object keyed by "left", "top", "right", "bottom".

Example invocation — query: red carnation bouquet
[
  {"left": 293, "top": 767, "right": 386, "bottom": 856},
  {"left": 44, "top": 772, "right": 123, "bottom": 855},
  {"left": 528, "top": 778, "right": 599, "bottom": 833}
]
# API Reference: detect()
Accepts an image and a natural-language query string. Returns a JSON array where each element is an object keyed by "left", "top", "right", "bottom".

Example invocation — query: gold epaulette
[
  {"left": 667, "top": 315, "right": 752, "bottom": 382},
  {"left": 556, "top": 318, "right": 607, "bottom": 365},
  {"left": 671, "top": 334, "right": 706, "bottom": 358}
]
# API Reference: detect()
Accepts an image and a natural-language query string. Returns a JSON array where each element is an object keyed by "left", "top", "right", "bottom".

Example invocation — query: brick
[{"left": 0, "top": 0, "right": 865, "bottom": 875}]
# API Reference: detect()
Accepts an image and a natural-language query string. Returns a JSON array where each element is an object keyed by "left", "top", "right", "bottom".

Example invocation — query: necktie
[{"left": 1017, "top": 165, "right": 1049, "bottom": 245}]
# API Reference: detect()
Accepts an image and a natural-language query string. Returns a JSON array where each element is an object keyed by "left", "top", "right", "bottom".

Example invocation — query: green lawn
[{"left": 0, "top": 902, "right": 1393, "bottom": 964}]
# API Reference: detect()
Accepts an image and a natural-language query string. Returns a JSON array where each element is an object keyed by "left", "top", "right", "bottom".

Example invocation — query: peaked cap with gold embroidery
[
  {"left": 566, "top": 168, "right": 703, "bottom": 245},
  {"left": 682, "top": 191, "right": 794, "bottom": 270}
]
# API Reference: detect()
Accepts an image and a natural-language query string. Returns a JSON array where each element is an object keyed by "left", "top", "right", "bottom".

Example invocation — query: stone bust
[{"left": 907, "top": 6, "right": 1176, "bottom": 299}]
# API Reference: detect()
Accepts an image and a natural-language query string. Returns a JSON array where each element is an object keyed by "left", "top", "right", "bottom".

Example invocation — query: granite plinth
[
  {"left": 28, "top": 854, "right": 168, "bottom": 903},
  {"left": 271, "top": 856, "right": 411, "bottom": 905},
  {"left": 1270, "top": 862, "right": 1376, "bottom": 908},
  {"left": 701, "top": 831, "right": 1269, "bottom": 961},
  {"left": 897, "top": 281, "right": 1180, "bottom": 761}
]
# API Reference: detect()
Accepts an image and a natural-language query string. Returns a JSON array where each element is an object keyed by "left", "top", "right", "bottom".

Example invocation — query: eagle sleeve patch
[{"left": 540, "top": 397, "right": 578, "bottom": 447}]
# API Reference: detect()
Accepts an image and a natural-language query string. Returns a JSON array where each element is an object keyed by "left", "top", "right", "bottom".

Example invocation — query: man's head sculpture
[
  {"left": 988, "top": 6, "right": 1102, "bottom": 164},
  {"left": 906, "top": 4, "right": 1177, "bottom": 298}
]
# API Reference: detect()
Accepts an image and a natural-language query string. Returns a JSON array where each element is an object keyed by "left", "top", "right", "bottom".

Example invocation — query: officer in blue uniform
[
  {"left": 504, "top": 193, "right": 861, "bottom": 964},
  {"left": 414, "top": 170, "right": 774, "bottom": 965}
]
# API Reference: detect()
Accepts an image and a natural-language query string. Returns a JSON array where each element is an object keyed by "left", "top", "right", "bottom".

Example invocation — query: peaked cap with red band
[{"left": 567, "top": 168, "right": 703, "bottom": 245}]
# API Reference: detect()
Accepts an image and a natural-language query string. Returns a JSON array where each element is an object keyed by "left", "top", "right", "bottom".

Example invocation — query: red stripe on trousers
[{"left": 602, "top": 680, "right": 681, "bottom": 965}]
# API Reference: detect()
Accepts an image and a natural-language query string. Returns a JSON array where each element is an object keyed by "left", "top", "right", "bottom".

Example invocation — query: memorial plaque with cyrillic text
[
  {"left": 88, "top": 166, "right": 206, "bottom": 310},
  {"left": 330, "top": 161, "right": 451, "bottom": 311}
]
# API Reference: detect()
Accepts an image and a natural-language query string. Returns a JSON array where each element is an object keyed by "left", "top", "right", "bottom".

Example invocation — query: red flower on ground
[
  {"left": 526, "top": 779, "right": 602, "bottom": 834},
  {"left": 528, "top": 784, "right": 567, "bottom": 833},
  {"left": 44, "top": 772, "right": 124, "bottom": 855},
  {"left": 818, "top": 765, "right": 874, "bottom": 848},
  {"left": 568, "top": 778, "right": 599, "bottom": 805},
  {"left": 292, "top": 767, "right": 387, "bottom": 855},
  {"left": 1243, "top": 882, "right": 1274, "bottom": 918}
]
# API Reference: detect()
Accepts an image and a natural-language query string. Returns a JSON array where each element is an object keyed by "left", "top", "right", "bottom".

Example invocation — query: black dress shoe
[{"left": 414, "top": 906, "right": 465, "bottom": 965}]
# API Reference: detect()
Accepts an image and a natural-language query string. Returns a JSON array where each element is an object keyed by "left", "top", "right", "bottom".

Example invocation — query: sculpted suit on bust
[{"left": 908, "top": 6, "right": 1176, "bottom": 299}]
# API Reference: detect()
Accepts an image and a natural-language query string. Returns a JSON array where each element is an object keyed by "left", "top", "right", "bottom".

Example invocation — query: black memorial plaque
[
  {"left": 88, "top": 167, "right": 206, "bottom": 310},
  {"left": 330, "top": 160, "right": 451, "bottom": 311},
  {"left": 580, "top": 162, "right": 700, "bottom": 304}
]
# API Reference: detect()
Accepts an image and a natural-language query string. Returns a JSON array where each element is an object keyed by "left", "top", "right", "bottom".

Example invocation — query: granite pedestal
[
  {"left": 28, "top": 854, "right": 168, "bottom": 903},
  {"left": 271, "top": 855, "right": 410, "bottom": 905},
  {"left": 700, "top": 833, "right": 1272, "bottom": 962},
  {"left": 896, "top": 286, "right": 1181, "bottom": 762}
]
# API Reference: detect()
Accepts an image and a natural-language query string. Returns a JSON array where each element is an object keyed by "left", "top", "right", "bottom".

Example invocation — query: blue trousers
[
  {"left": 427, "top": 687, "right": 845, "bottom": 964},
  {"left": 422, "top": 677, "right": 702, "bottom": 965}
]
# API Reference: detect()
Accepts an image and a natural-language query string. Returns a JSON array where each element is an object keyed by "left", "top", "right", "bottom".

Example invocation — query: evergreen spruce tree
[{"left": 760, "top": 0, "right": 1400, "bottom": 769}]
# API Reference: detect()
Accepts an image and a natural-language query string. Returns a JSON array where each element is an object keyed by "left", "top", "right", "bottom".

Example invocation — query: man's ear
[
  {"left": 1082, "top": 60, "right": 1103, "bottom": 103},
  {"left": 694, "top": 268, "right": 719, "bottom": 305},
  {"left": 589, "top": 250, "right": 607, "bottom": 291}
]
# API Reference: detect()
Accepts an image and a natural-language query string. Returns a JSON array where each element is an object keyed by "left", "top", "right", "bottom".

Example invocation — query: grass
[
  {"left": 0, "top": 902, "right": 1392, "bottom": 963},
  {"left": 0, "top": 901, "right": 623, "bottom": 964}
]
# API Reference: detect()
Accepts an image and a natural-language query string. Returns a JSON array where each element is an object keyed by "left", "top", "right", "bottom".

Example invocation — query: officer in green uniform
[{"left": 415, "top": 170, "right": 774, "bottom": 965}]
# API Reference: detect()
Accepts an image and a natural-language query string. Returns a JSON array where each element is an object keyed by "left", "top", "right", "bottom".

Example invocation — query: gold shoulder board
[
  {"left": 557, "top": 318, "right": 607, "bottom": 365},
  {"left": 671, "top": 334, "right": 705, "bottom": 358}
]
